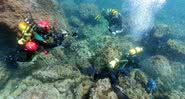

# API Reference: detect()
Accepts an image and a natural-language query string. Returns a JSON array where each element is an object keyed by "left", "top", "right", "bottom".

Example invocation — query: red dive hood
[
  {"left": 37, "top": 20, "right": 50, "bottom": 32},
  {"left": 25, "top": 41, "right": 38, "bottom": 52}
]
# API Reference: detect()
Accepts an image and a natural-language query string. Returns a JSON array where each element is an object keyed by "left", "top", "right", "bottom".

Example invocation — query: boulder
[{"left": 89, "top": 78, "right": 118, "bottom": 99}]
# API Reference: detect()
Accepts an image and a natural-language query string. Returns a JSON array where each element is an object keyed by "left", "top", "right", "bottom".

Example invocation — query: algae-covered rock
[
  {"left": 79, "top": 3, "right": 99, "bottom": 21},
  {"left": 70, "top": 40, "right": 92, "bottom": 59},
  {"left": 32, "top": 64, "right": 81, "bottom": 82},
  {"left": 16, "top": 84, "right": 60, "bottom": 99},
  {"left": 76, "top": 79, "right": 93, "bottom": 98},
  {"left": 0, "top": 62, "right": 11, "bottom": 88},
  {"left": 130, "top": 69, "right": 148, "bottom": 86},
  {"left": 142, "top": 24, "right": 171, "bottom": 54},
  {"left": 16, "top": 49, "right": 62, "bottom": 76},
  {"left": 54, "top": 79, "right": 77, "bottom": 99},
  {"left": 167, "top": 90, "right": 185, "bottom": 99},
  {"left": 93, "top": 44, "right": 121, "bottom": 71},
  {"left": 166, "top": 39, "right": 185, "bottom": 61},
  {"left": 54, "top": 78, "right": 93, "bottom": 99},
  {"left": 69, "top": 40, "right": 92, "bottom": 70},
  {"left": 89, "top": 78, "right": 118, "bottom": 99},
  {"left": 141, "top": 55, "right": 173, "bottom": 78},
  {"left": 61, "top": 0, "right": 78, "bottom": 16},
  {"left": 119, "top": 76, "right": 150, "bottom": 99},
  {"left": 153, "top": 24, "right": 171, "bottom": 39},
  {"left": 50, "top": 46, "right": 66, "bottom": 61},
  {"left": 69, "top": 16, "right": 84, "bottom": 27}
]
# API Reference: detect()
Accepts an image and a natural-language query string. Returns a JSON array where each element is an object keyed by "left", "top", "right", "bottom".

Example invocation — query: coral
[
  {"left": 32, "top": 64, "right": 81, "bottom": 82},
  {"left": 166, "top": 39, "right": 185, "bottom": 61},
  {"left": 153, "top": 24, "right": 171, "bottom": 39},
  {"left": 119, "top": 74, "right": 150, "bottom": 99},
  {"left": 142, "top": 24, "right": 171, "bottom": 54},
  {"left": 70, "top": 40, "right": 92, "bottom": 59},
  {"left": 141, "top": 55, "right": 173, "bottom": 78},
  {"left": 76, "top": 79, "right": 93, "bottom": 98},
  {"left": 93, "top": 44, "right": 121, "bottom": 71},
  {"left": 60, "top": 0, "right": 78, "bottom": 16},
  {"left": 89, "top": 78, "right": 118, "bottom": 99},
  {"left": 79, "top": 3, "right": 99, "bottom": 22},
  {"left": 54, "top": 79, "right": 78, "bottom": 99},
  {"left": 68, "top": 40, "right": 92, "bottom": 70},
  {"left": 129, "top": 69, "right": 148, "bottom": 86},
  {"left": 0, "top": 63, "right": 11, "bottom": 88},
  {"left": 16, "top": 84, "right": 60, "bottom": 99},
  {"left": 167, "top": 90, "right": 185, "bottom": 99},
  {"left": 69, "top": 16, "right": 84, "bottom": 27},
  {"left": 50, "top": 46, "right": 66, "bottom": 61}
]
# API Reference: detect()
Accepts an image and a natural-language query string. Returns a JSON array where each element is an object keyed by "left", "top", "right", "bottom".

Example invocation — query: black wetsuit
[{"left": 103, "top": 10, "right": 123, "bottom": 34}]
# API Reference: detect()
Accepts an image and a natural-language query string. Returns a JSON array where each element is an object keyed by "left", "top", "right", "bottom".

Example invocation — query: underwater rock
[
  {"left": 93, "top": 44, "right": 121, "bottom": 71},
  {"left": 76, "top": 79, "right": 94, "bottom": 98},
  {"left": 167, "top": 90, "right": 185, "bottom": 99},
  {"left": 69, "top": 16, "right": 84, "bottom": 27},
  {"left": 0, "top": 63, "right": 11, "bottom": 88},
  {"left": 70, "top": 40, "right": 92, "bottom": 59},
  {"left": 34, "top": 52, "right": 61, "bottom": 68},
  {"left": 68, "top": 40, "right": 93, "bottom": 70},
  {"left": 54, "top": 79, "right": 77, "bottom": 99},
  {"left": 119, "top": 75, "right": 150, "bottom": 99},
  {"left": 129, "top": 69, "right": 148, "bottom": 86},
  {"left": 54, "top": 78, "right": 93, "bottom": 99},
  {"left": 16, "top": 84, "right": 60, "bottom": 99},
  {"left": 152, "top": 24, "right": 171, "bottom": 39},
  {"left": 0, "top": 0, "right": 55, "bottom": 30},
  {"left": 9, "top": 77, "right": 42, "bottom": 97},
  {"left": 16, "top": 51, "right": 61, "bottom": 76},
  {"left": 16, "top": 61, "right": 37, "bottom": 76},
  {"left": 79, "top": 3, "right": 99, "bottom": 22},
  {"left": 89, "top": 78, "right": 118, "bottom": 99},
  {"left": 166, "top": 39, "right": 185, "bottom": 61},
  {"left": 50, "top": 46, "right": 66, "bottom": 61},
  {"left": 142, "top": 24, "right": 171, "bottom": 54},
  {"left": 35, "top": 0, "right": 57, "bottom": 11},
  {"left": 32, "top": 64, "right": 81, "bottom": 82},
  {"left": 141, "top": 55, "right": 172, "bottom": 78},
  {"left": 61, "top": 0, "right": 79, "bottom": 16}
]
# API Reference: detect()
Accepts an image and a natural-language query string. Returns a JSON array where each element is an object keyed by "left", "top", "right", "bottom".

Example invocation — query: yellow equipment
[
  {"left": 95, "top": 14, "right": 101, "bottom": 21},
  {"left": 18, "top": 21, "right": 29, "bottom": 32},
  {"left": 109, "top": 58, "right": 120, "bottom": 69},
  {"left": 17, "top": 21, "right": 33, "bottom": 45},
  {"left": 128, "top": 47, "right": 143, "bottom": 56},
  {"left": 111, "top": 9, "right": 119, "bottom": 16}
]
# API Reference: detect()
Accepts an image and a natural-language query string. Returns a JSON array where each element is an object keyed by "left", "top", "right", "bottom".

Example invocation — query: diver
[
  {"left": 10, "top": 17, "right": 64, "bottom": 62},
  {"left": 11, "top": 16, "right": 78, "bottom": 62},
  {"left": 101, "top": 9, "right": 124, "bottom": 35},
  {"left": 94, "top": 47, "right": 143, "bottom": 85}
]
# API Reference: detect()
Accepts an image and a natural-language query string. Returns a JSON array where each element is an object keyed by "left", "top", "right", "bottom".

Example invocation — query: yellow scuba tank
[
  {"left": 18, "top": 21, "right": 29, "bottom": 32},
  {"left": 17, "top": 20, "right": 34, "bottom": 45},
  {"left": 111, "top": 9, "right": 119, "bottom": 16},
  {"left": 128, "top": 47, "right": 143, "bottom": 56},
  {"left": 109, "top": 58, "right": 120, "bottom": 69}
]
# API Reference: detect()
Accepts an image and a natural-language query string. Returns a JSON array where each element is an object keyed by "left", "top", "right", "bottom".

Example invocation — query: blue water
[{"left": 0, "top": 0, "right": 185, "bottom": 98}]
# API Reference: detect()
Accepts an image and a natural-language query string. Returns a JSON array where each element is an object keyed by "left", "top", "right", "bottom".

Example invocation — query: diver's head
[{"left": 18, "top": 21, "right": 29, "bottom": 32}]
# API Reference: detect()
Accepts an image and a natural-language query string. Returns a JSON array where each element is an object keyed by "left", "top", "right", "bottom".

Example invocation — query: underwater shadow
[{"left": 0, "top": 22, "right": 18, "bottom": 69}]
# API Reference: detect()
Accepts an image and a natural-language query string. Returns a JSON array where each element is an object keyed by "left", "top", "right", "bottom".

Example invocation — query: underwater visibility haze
[{"left": 0, "top": 0, "right": 185, "bottom": 99}]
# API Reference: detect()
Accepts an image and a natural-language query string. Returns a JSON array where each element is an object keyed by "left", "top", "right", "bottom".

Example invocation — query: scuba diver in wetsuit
[
  {"left": 94, "top": 47, "right": 143, "bottom": 85},
  {"left": 2, "top": 17, "right": 69, "bottom": 62},
  {"left": 102, "top": 9, "right": 124, "bottom": 35}
]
